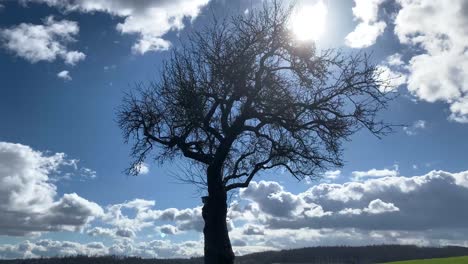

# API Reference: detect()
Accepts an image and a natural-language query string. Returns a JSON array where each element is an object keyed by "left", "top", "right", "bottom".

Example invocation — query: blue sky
[{"left": 1, "top": 0, "right": 468, "bottom": 259}]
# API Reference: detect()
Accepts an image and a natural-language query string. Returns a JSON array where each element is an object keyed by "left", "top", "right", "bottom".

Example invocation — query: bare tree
[{"left": 117, "top": 2, "right": 393, "bottom": 264}]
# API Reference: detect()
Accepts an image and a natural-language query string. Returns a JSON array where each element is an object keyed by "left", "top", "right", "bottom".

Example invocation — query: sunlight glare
[{"left": 291, "top": 1, "right": 328, "bottom": 42}]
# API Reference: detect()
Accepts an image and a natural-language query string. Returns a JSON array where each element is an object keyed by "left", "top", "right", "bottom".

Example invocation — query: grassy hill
[{"left": 384, "top": 256, "right": 468, "bottom": 264}]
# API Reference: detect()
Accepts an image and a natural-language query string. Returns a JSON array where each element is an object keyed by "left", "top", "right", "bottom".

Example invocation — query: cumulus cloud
[
  {"left": 377, "top": 65, "right": 407, "bottom": 92},
  {"left": 102, "top": 199, "right": 156, "bottom": 233},
  {"left": 86, "top": 226, "right": 137, "bottom": 239},
  {"left": 345, "top": 0, "right": 387, "bottom": 48},
  {"left": 386, "top": 53, "right": 404, "bottom": 67},
  {"left": 392, "top": 0, "right": 468, "bottom": 123},
  {"left": 1, "top": 141, "right": 460, "bottom": 258},
  {"left": 57, "top": 70, "right": 71, "bottom": 81},
  {"left": 0, "top": 238, "right": 203, "bottom": 259},
  {"left": 221, "top": 170, "right": 468, "bottom": 252},
  {"left": 98, "top": 198, "right": 204, "bottom": 237},
  {"left": 107, "top": 239, "right": 203, "bottom": 258},
  {"left": 352, "top": 0, "right": 385, "bottom": 22},
  {"left": 242, "top": 224, "right": 265, "bottom": 236},
  {"left": 0, "top": 142, "right": 102, "bottom": 236},
  {"left": 3, "top": 168, "right": 468, "bottom": 258},
  {"left": 351, "top": 168, "right": 399, "bottom": 180},
  {"left": 157, "top": 225, "right": 179, "bottom": 235},
  {"left": 0, "top": 16, "right": 85, "bottom": 64},
  {"left": 115, "top": 228, "right": 136, "bottom": 238},
  {"left": 86, "top": 227, "right": 115, "bottom": 237},
  {"left": 4, "top": 228, "right": 468, "bottom": 259},
  {"left": 346, "top": 0, "right": 468, "bottom": 123},
  {"left": 24, "top": 0, "right": 210, "bottom": 54},
  {"left": 0, "top": 240, "right": 108, "bottom": 259},
  {"left": 346, "top": 21, "right": 386, "bottom": 48},
  {"left": 240, "top": 181, "right": 307, "bottom": 218},
  {"left": 308, "top": 170, "right": 342, "bottom": 184},
  {"left": 159, "top": 207, "right": 204, "bottom": 232},
  {"left": 364, "top": 199, "right": 400, "bottom": 214},
  {"left": 230, "top": 227, "right": 468, "bottom": 254},
  {"left": 239, "top": 171, "right": 468, "bottom": 233},
  {"left": 324, "top": 170, "right": 341, "bottom": 180}
]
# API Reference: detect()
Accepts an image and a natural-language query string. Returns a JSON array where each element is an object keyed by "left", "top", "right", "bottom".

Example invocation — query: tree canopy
[{"left": 118, "top": 3, "right": 393, "bottom": 192}]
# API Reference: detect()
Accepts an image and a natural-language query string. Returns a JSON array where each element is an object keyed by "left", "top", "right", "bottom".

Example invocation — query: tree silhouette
[{"left": 118, "top": 2, "right": 393, "bottom": 264}]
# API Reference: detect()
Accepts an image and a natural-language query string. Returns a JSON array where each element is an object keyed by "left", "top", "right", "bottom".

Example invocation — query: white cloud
[
  {"left": 221, "top": 170, "right": 468, "bottom": 252},
  {"left": 80, "top": 167, "right": 97, "bottom": 179},
  {"left": 87, "top": 169, "right": 468, "bottom": 253},
  {"left": 386, "top": 53, "right": 404, "bottom": 66},
  {"left": 108, "top": 239, "right": 203, "bottom": 258},
  {"left": 99, "top": 198, "right": 204, "bottom": 236},
  {"left": 450, "top": 97, "right": 468, "bottom": 123},
  {"left": 55, "top": 165, "right": 97, "bottom": 182},
  {"left": 25, "top": 0, "right": 210, "bottom": 54},
  {"left": 338, "top": 208, "right": 363, "bottom": 215},
  {"left": 240, "top": 181, "right": 307, "bottom": 218},
  {"left": 45, "top": 193, "right": 103, "bottom": 229},
  {"left": 62, "top": 50, "right": 85, "bottom": 65},
  {"left": 403, "top": 120, "right": 426, "bottom": 136},
  {"left": 363, "top": 199, "right": 400, "bottom": 214},
  {"left": 345, "top": 21, "right": 386, "bottom": 48},
  {"left": 3, "top": 168, "right": 468, "bottom": 258},
  {"left": 86, "top": 226, "right": 138, "bottom": 239},
  {"left": 352, "top": 0, "right": 386, "bottom": 23},
  {"left": 324, "top": 170, "right": 341, "bottom": 180},
  {"left": 345, "top": 0, "right": 387, "bottom": 48},
  {"left": 0, "top": 141, "right": 460, "bottom": 258},
  {"left": 57, "top": 70, "right": 71, "bottom": 81},
  {"left": 230, "top": 227, "right": 468, "bottom": 254},
  {"left": 0, "top": 240, "right": 108, "bottom": 259},
  {"left": 115, "top": 228, "right": 136, "bottom": 238},
  {"left": 157, "top": 225, "right": 179, "bottom": 235},
  {"left": 261, "top": 170, "right": 468, "bottom": 231},
  {"left": 102, "top": 199, "right": 156, "bottom": 233},
  {"left": 0, "top": 16, "right": 85, "bottom": 65},
  {"left": 392, "top": 0, "right": 468, "bottom": 123},
  {"left": 136, "top": 162, "right": 149, "bottom": 175},
  {"left": 86, "top": 227, "right": 115, "bottom": 237},
  {"left": 242, "top": 224, "right": 265, "bottom": 236},
  {"left": 308, "top": 170, "right": 341, "bottom": 185},
  {"left": 373, "top": 53, "right": 409, "bottom": 93},
  {"left": 4, "top": 227, "right": 468, "bottom": 259},
  {"left": 351, "top": 168, "right": 399, "bottom": 180},
  {"left": 377, "top": 64, "right": 407, "bottom": 92},
  {"left": 0, "top": 142, "right": 102, "bottom": 236}
]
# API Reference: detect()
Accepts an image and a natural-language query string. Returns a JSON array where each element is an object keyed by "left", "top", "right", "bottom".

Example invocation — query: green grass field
[{"left": 384, "top": 256, "right": 468, "bottom": 263}]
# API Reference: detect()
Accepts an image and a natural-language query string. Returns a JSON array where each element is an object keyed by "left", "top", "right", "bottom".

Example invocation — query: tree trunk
[{"left": 202, "top": 166, "right": 235, "bottom": 264}]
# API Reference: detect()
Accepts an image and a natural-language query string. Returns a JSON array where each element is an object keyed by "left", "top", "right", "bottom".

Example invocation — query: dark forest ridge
[{"left": 1, "top": 245, "right": 468, "bottom": 264}]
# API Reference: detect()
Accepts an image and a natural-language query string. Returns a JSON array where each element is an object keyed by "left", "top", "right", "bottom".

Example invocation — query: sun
[{"left": 290, "top": 1, "right": 328, "bottom": 42}]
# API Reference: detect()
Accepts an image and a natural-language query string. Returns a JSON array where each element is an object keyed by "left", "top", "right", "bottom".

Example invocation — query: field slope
[{"left": 385, "top": 255, "right": 468, "bottom": 264}]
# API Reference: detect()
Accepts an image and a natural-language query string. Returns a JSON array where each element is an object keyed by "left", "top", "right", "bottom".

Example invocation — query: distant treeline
[{"left": 1, "top": 245, "right": 468, "bottom": 264}]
